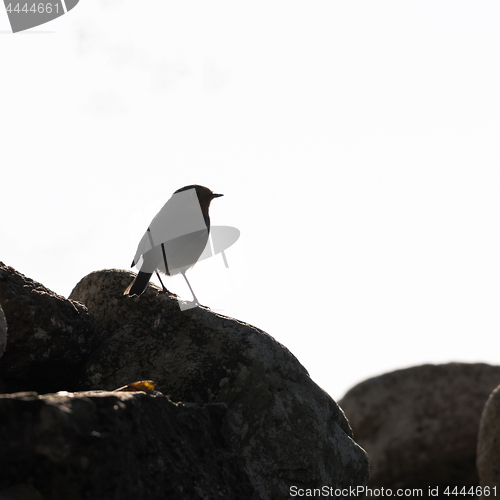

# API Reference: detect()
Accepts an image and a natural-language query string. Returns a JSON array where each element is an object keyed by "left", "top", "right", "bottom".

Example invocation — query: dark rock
[
  {"left": 69, "top": 269, "right": 369, "bottom": 499},
  {"left": 339, "top": 363, "right": 500, "bottom": 491},
  {"left": 0, "top": 303, "right": 6, "bottom": 360},
  {"left": 477, "top": 384, "right": 500, "bottom": 489},
  {"left": 0, "top": 483, "right": 43, "bottom": 500},
  {"left": 0, "top": 262, "right": 99, "bottom": 393},
  {"left": 0, "top": 390, "right": 253, "bottom": 500}
]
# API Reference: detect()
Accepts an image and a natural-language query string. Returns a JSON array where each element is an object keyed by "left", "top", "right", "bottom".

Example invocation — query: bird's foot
[
  {"left": 156, "top": 288, "right": 177, "bottom": 298},
  {"left": 178, "top": 299, "right": 205, "bottom": 311},
  {"left": 192, "top": 301, "right": 210, "bottom": 310}
]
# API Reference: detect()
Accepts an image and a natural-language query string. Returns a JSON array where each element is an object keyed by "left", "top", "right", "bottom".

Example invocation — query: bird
[{"left": 124, "top": 185, "right": 223, "bottom": 303}]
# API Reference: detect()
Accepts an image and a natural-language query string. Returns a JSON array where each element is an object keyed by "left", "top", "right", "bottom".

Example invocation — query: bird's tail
[{"left": 124, "top": 271, "right": 153, "bottom": 296}]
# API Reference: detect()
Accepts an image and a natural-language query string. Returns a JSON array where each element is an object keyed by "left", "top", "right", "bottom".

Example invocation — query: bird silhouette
[{"left": 124, "top": 185, "right": 223, "bottom": 303}]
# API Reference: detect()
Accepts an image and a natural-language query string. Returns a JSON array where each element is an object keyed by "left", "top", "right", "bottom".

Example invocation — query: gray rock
[
  {"left": 339, "top": 363, "right": 500, "bottom": 490},
  {"left": 477, "top": 384, "right": 500, "bottom": 488},
  {"left": 0, "top": 390, "right": 253, "bottom": 500},
  {"left": 0, "top": 262, "right": 99, "bottom": 393},
  {"left": 0, "top": 303, "right": 6, "bottom": 360},
  {"left": 70, "top": 269, "right": 369, "bottom": 499}
]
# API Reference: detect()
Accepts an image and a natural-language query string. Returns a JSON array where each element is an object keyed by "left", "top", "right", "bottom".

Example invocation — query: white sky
[{"left": 1, "top": 1, "right": 500, "bottom": 400}]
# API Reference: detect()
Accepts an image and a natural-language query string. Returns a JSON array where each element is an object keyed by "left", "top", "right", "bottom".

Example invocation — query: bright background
[{"left": 1, "top": 1, "right": 500, "bottom": 400}]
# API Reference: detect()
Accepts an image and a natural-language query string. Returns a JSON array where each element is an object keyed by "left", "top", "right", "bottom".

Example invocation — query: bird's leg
[
  {"left": 181, "top": 271, "right": 200, "bottom": 305},
  {"left": 155, "top": 271, "right": 170, "bottom": 295},
  {"left": 156, "top": 243, "right": 177, "bottom": 296}
]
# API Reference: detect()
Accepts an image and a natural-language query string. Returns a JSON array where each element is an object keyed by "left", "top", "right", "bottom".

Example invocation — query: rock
[
  {"left": 0, "top": 262, "right": 99, "bottom": 393},
  {"left": 0, "top": 484, "right": 43, "bottom": 500},
  {"left": 339, "top": 363, "right": 500, "bottom": 491},
  {"left": 477, "top": 385, "right": 500, "bottom": 488},
  {"left": 69, "top": 269, "right": 369, "bottom": 499},
  {"left": 0, "top": 303, "right": 6, "bottom": 360},
  {"left": 0, "top": 390, "right": 253, "bottom": 500}
]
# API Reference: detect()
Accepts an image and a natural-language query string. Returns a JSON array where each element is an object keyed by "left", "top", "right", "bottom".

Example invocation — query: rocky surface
[
  {"left": 0, "top": 390, "right": 253, "bottom": 500},
  {"left": 0, "top": 263, "right": 369, "bottom": 499},
  {"left": 0, "top": 303, "right": 6, "bottom": 360},
  {"left": 0, "top": 263, "right": 99, "bottom": 393},
  {"left": 477, "top": 384, "right": 500, "bottom": 488},
  {"left": 69, "top": 269, "right": 369, "bottom": 499},
  {"left": 339, "top": 363, "right": 500, "bottom": 491}
]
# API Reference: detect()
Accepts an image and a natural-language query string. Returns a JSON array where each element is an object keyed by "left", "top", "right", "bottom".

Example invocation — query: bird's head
[{"left": 174, "top": 185, "right": 223, "bottom": 212}]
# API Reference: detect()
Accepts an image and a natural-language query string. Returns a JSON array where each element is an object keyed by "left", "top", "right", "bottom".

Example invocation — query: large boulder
[
  {"left": 0, "top": 390, "right": 253, "bottom": 499},
  {"left": 339, "top": 363, "right": 500, "bottom": 491},
  {"left": 70, "top": 269, "right": 369, "bottom": 499},
  {"left": 0, "top": 262, "right": 99, "bottom": 393},
  {"left": 477, "top": 384, "right": 500, "bottom": 488}
]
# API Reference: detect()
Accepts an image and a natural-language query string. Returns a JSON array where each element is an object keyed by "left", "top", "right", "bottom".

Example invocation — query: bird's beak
[{"left": 212, "top": 193, "right": 224, "bottom": 198}]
